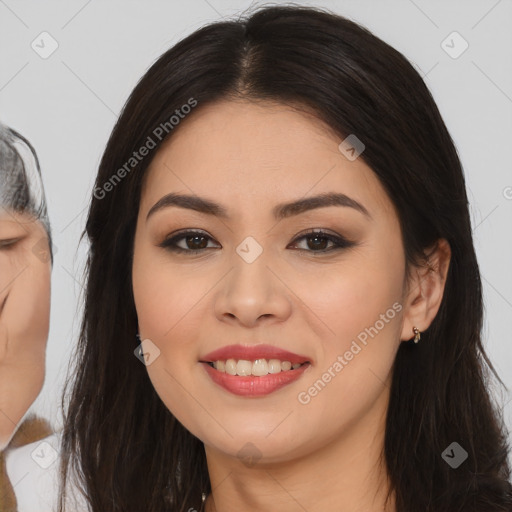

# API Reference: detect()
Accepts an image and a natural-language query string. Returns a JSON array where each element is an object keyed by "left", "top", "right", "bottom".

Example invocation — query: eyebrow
[{"left": 146, "top": 191, "right": 371, "bottom": 222}]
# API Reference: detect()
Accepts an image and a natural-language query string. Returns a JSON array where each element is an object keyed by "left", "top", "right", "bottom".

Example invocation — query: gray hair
[{"left": 0, "top": 122, "right": 52, "bottom": 261}]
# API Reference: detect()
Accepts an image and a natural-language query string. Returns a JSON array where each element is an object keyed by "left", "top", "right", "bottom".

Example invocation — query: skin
[
  {"left": 0, "top": 209, "right": 51, "bottom": 449},
  {"left": 132, "top": 99, "right": 451, "bottom": 512}
]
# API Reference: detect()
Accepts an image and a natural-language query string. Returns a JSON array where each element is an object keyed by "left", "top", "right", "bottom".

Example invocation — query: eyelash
[{"left": 158, "top": 229, "right": 355, "bottom": 255}]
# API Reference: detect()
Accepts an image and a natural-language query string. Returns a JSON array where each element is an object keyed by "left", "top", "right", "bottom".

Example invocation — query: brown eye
[
  {"left": 288, "top": 230, "right": 356, "bottom": 254},
  {"left": 158, "top": 228, "right": 355, "bottom": 256},
  {"left": 158, "top": 230, "right": 219, "bottom": 254}
]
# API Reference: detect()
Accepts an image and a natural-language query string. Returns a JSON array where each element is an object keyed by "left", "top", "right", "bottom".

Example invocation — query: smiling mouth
[{"left": 203, "top": 358, "right": 311, "bottom": 377}]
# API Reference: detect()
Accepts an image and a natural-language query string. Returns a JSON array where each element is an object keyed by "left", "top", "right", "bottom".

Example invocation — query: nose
[{"left": 213, "top": 250, "right": 292, "bottom": 328}]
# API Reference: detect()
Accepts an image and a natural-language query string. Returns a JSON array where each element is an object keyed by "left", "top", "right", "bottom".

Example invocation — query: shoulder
[{"left": 5, "top": 431, "right": 89, "bottom": 512}]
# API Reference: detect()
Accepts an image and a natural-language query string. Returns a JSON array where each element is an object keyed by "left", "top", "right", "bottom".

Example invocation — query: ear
[{"left": 400, "top": 238, "right": 451, "bottom": 342}]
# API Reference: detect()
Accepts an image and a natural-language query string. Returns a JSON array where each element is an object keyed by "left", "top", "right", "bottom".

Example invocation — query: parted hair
[{"left": 59, "top": 5, "right": 512, "bottom": 511}]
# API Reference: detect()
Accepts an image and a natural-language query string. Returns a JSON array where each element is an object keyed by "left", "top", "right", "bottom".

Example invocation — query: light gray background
[{"left": 1, "top": 0, "right": 511, "bottom": 455}]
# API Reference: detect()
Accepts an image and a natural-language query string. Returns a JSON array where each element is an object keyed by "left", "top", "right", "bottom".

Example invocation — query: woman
[
  {"left": 59, "top": 5, "right": 512, "bottom": 512},
  {"left": 0, "top": 122, "right": 53, "bottom": 511}
]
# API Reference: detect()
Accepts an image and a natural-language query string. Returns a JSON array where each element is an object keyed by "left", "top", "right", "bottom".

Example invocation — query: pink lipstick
[{"left": 200, "top": 344, "right": 311, "bottom": 397}]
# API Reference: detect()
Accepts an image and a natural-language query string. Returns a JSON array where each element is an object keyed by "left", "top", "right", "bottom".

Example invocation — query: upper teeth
[{"left": 212, "top": 359, "right": 304, "bottom": 376}]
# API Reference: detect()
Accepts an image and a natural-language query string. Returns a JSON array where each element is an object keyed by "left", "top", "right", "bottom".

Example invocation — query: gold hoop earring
[{"left": 412, "top": 326, "right": 421, "bottom": 344}]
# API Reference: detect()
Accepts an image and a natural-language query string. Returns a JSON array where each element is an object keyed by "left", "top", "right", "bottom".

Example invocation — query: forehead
[{"left": 141, "top": 99, "right": 395, "bottom": 221}]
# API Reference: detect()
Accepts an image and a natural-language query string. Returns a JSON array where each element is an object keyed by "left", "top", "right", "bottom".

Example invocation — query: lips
[
  {"left": 202, "top": 362, "right": 310, "bottom": 397},
  {"left": 200, "top": 344, "right": 311, "bottom": 365},
  {"left": 199, "top": 344, "right": 312, "bottom": 397}
]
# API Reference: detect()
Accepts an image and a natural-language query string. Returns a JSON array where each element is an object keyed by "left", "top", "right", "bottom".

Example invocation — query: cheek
[
  {"left": 132, "top": 244, "right": 215, "bottom": 400},
  {"left": 0, "top": 261, "right": 51, "bottom": 363},
  {"left": 292, "top": 248, "right": 404, "bottom": 413},
  {"left": 132, "top": 252, "right": 211, "bottom": 342},
  {"left": 132, "top": 254, "right": 211, "bottom": 439},
  {"left": 296, "top": 249, "right": 404, "bottom": 353},
  {"left": 28, "top": 263, "right": 51, "bottom": 355}
]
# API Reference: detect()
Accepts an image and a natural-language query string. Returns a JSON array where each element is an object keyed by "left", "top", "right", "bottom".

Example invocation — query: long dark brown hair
[{"left": 59, "top": 5, "right": 512, "bottom": 511}]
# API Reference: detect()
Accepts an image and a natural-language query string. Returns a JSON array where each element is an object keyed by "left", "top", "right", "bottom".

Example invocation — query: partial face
[
  {"left": 0, "top": 209, "right": 51, "bottom": 447},
  {"left": 132, "top": 100, "right": 407, "bottom": 463}
]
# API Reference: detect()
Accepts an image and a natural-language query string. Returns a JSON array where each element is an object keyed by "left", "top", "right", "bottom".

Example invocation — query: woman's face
[
  {"left": 132, "top": 99, "right": 413, "bottom": 463},
  {"left": 0, "top": 209, "right": 51, "bottom": 446}
]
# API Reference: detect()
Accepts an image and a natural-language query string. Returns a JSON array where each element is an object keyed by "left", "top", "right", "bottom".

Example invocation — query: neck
[{"left": 203, "top": 386, "right": 395, "bottom": 512}]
